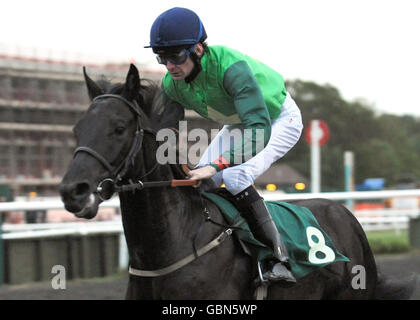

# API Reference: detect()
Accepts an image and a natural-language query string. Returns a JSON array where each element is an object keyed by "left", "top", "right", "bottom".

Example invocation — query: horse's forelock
[
  {"left": 94, "top": 77, "right": 162, "bottom": 115},
  {"left": 91, "top": 74, "right": 182, "bottom": 132},
  {"left": 96, "top": 77, "right": 124, "bottom": 95}
]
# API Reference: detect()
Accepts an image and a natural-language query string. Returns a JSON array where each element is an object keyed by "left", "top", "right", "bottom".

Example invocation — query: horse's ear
[
  {"left": 122, "top": 64, "right": 141, "bottom": 101},
  {"left": 83, "top": 66, "right": 104, "bottom": 100}
]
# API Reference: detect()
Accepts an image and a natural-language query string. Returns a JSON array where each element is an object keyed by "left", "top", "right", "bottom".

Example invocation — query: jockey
[{"left": 145, "top": 7, "right": 303, "bottom": 285}]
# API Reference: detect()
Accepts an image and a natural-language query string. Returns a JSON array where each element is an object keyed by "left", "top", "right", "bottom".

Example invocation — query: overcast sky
[{"left": 1, "top": 0, "right": 419, "bottom": 117}]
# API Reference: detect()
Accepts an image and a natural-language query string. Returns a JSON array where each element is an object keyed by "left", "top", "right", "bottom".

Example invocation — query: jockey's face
[
  {"left": 163, "top": 43, "right": 204, "bottom": 81},
  {"left": 165, "top": 57, "right": 195, "bottom": 81}
]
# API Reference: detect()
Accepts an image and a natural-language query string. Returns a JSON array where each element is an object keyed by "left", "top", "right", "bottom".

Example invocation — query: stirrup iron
[{"left": 257, "top": 260, "right": 269, "bottom": 284}]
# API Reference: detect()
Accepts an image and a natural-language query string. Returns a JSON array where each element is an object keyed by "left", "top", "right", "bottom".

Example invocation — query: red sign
[{"left": 305, "top": 120, "right": 330, "bottom": 146}]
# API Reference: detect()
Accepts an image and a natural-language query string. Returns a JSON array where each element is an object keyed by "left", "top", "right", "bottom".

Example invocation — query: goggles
[{"left": 156, "top": 45, "right": 196, "bottom": 65}]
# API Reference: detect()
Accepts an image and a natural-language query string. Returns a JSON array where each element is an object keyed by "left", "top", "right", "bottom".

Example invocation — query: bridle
[
  {"left": 76, "top": 94, "right": 154, "bottom": 174},
  {"left": 73, "top": 93, "right": 198, "bottom": 201},
  {"left": 72, "top": 93, "right": 240, "bottom": 282}
]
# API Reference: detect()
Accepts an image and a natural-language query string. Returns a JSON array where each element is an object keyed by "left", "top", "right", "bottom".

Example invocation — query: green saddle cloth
[{"left": 202, "top": 192, "right": 349, "bottom": 279}]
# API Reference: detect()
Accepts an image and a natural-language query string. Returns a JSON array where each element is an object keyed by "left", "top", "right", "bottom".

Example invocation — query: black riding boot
[{"left": 234, "top": 186, "right": 296, "bottom": 285}]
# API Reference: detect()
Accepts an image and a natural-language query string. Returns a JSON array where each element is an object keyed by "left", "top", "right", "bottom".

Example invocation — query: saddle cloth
[{"left": 202, "top": 191, "right": 349, "bottom": 279}]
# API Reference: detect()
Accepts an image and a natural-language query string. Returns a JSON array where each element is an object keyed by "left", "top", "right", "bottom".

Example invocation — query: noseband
[{"left": 73, "top": 94, "right": 157, "bottom": 199}]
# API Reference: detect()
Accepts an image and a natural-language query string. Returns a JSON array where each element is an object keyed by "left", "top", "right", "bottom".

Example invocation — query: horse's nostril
[
  {"left": 60, "top": 181, "right": 91, "bottom": 201},
  {"left": 74, "top": 182, "right": 90, "bottom": 198}
]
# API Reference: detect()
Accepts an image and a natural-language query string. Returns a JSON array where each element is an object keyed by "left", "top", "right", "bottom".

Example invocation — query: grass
[{"left": 365, "top": 230, "right": 411, "bottom": 254}]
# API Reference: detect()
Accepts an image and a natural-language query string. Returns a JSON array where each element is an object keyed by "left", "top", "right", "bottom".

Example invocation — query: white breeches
[{"left": 197, "top": 92, "right": 303, "bottom": 195}]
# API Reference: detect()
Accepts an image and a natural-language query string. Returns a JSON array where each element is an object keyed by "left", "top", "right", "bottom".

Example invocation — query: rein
[{"left": 113, "top": 164, "right": 199, "bottom": 193}]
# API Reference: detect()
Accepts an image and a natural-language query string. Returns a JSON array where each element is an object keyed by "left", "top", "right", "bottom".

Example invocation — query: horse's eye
[{"left": 115, "top": 126, "right": 126, "bottom": 135}]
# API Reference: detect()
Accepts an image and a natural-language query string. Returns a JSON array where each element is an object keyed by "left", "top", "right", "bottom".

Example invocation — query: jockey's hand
[{"left": 187, "top": 165, "right": 217, "bottom": 181}]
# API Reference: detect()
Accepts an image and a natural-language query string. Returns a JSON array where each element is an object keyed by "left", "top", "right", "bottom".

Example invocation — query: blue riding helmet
[{"left": 145, "top": 7, "right": 207, "bottom": 49}]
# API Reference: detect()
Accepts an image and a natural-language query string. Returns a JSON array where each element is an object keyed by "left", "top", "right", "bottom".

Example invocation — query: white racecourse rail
[
  {"left": 261, "top": 189, "right": 420, "bottom": 231},
  {"left": 1, "top": 189, "right": 419, "bottom": 269},
  {"left": 1, "top": 188, "right": 420, "bottom": 237}
]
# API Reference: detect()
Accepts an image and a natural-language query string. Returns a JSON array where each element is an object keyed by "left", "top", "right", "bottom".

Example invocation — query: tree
[{"left": 281, "top": 80, "right": 420, "bottom": 190}]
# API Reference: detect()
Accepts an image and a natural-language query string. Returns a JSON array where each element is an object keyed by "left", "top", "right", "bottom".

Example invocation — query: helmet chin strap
[{"left": 185, "top": 51, "right": 203, "bottom": 83}]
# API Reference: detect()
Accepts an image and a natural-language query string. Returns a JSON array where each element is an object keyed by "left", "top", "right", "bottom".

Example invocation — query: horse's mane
[
  {"left": 94, "top": 75, "right": 217, "bottom": 207},
  {"left": 95, "top": 75, "right": 184, "bottom": 130}
]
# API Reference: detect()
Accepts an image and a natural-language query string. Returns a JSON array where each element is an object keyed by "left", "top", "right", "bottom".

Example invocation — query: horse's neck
[{"left": 120, "top": 162, "right": 203, "bottom": 270}]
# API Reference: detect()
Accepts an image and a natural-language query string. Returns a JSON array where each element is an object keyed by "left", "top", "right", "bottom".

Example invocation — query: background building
[
  {"left": 0, "top": 51, "right": 221, "bottom": 197},
  {"left": 0, "top": 50, "right": 306, "bottom": 198}
]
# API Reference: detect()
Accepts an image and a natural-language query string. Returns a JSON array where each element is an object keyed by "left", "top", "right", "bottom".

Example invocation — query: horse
[{"left": 59, "top": 64, "right": 415, "bottom": 300}]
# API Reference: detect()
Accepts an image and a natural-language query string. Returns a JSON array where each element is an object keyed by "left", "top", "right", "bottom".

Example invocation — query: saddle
[
  {"left": 169, "top": 164, "right": 348, "bottom": 286},
  {"left": 201, "top": 188, "right": 349, "bottom": 281}
]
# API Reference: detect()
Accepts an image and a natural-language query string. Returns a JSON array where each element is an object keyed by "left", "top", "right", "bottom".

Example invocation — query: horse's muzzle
[{"left": 59, "top": 181, "right": 100, "bottom": 218}]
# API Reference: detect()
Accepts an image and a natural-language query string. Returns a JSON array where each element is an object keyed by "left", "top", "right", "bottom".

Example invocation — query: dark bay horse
[{"left": 59, "top": 64, "right": 415, "bottom": 299}]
